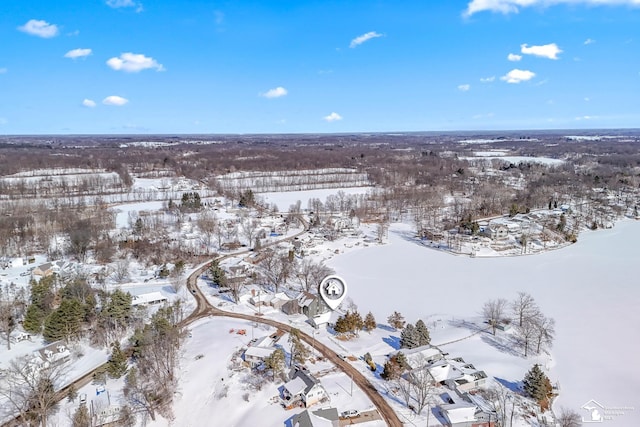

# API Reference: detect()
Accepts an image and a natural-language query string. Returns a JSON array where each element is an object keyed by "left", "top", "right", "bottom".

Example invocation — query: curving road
[{"left": 183, "top": 233, "right": 403, "bottom": 426}]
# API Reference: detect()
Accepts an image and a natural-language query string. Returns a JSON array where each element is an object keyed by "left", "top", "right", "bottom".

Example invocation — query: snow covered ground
[
  {"left": 258, "top": 187, "right": 372, "bottom": 212},
  {"left": 328, "top": 220, "right": 640, "bottom": 424}
]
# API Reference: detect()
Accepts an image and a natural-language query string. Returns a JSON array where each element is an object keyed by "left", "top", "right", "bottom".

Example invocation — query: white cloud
[
  {"left": 323, "top": 112, "right": 343, "bottom": 122},
  {"left": 102, "top": 96, "right": 129, "bottom": 106},
  {"left": 18, "top": 19, "right": 59, "bottom": 38},
  {"left": 501, "top": 69, "right": 536, "bottom": 83},
  {"left": 458, "top": 84, "right": 471, "bottom": 92},
  {"left": 508, "top": 53, "right": 522, "bottom": 61},
  {"left": 480, "top": 76, "right": 495, "bottom": 83},
  {"left": 350, "top": 31, "right": 383, "bottom": 48},
  {"left": 261, "top": 87, "right": 288, "bottom": 98},
  {"left": 106, "top": 53, "right": 164, "bottom": 72},
  {"left": 106, "top": 0, "right": 143, "bottom": 12},
  {"left": 64, "top": 48, "right": 92, "bottom": 59},
  {"left": 82, "top": 99, "right": 97, "bottom": 108},
  {"left": 584, "top": 38, "right": 596, "bottom": 45},
  {"left": 464, "top": 0, "right": 640, "bottom": 17},
  {"left": 576, "top": 115, "right": 598, "bottom": 121},
  {"left": 214, "top": 10, "right": 225, "bottom": 25},
  {"left": 521, "top": 43, "right": 562, "bottom": 60}
]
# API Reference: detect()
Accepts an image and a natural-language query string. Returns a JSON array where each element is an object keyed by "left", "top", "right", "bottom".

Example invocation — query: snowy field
[{"left": 328, "top": 220, "right": 640, "bottom": 424}]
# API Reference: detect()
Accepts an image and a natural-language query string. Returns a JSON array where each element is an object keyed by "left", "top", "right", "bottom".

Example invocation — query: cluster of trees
[
  {"left": 400, "top": 319, "right": 431, "bottom": 349},
  {"left": 381, "top": 353, "right": 434, "bottom": 416},
  {"left": 21, "top": 275, "right": 136, "bottom": 348},
  {"left": 482, "top": 292, "right": 555, "bottom": 357},
  {"left": 179, "top": 192, "right": 202, "bottom": 211},
  {"left": 333, "top": 311, "right": 376, "bottom": 336},
  {"left": 125, "top": 301, "right": 186, "bottom": 422}
]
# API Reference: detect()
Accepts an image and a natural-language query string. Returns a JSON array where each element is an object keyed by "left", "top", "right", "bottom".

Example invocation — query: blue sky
[{"left": 1, "top": 0, "right": 639, "bottom": 134}]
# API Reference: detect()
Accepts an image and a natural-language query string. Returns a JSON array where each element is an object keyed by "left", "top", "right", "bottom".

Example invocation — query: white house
[
  {"left": 283, "top": 367, "right": 329, "bottom": 408},
  {"left": 131, "top": 292, "right": 167, "bottom": 307},
  {"left": 243, "top": 335, "right": 278, "bottom": 367},
  {"left": 427, "top": 358, "right": 487, "bottom": 393}
]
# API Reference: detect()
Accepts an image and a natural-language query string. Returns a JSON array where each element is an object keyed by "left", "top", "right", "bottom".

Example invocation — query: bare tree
[
  {"left": 478, "top": 383, "right": 515, "bottom": 427},
  {"left": 394, "top": 357, "right": 435, "bottom": 415},
  {"left": 407, "top": 362, "right": 435, "bottom": 415},
  {"left": 515, "top": 318, "right": 538, "bottom": 357},
  {"left": 0, "top": 355, "right": 67, "bottom": 427},
  {"left": 376, "top": 220, "right": 389, "bottom": 243},
  {"left": 0, "top": 282, "right": 27, "bottom": 350},
  {"left": 294, "top": 259, "right": 334, "bottom": 292},
  {"left": 258, "top": 251, "right": 292, "bottom": 293},
  {"left": 113, "top": 258, "right": 131, "bottom": 284},
  {"left": 197, "top": 210, "right": 218, "bottom": 251},
  {"left": 533, "top": 315, "right": 555, "bottom": 355},
  {"left": 512, "top": 292, "right": 540, "bottom": 328},
  {"left": 241, "top": 216, "right": 261, "bottom": 249},
  {"left": 482, "top": 298, "right": 508, "bottom": 335},
  {"left": 556, "top": 406, "right": 582, "bottom": 427}
]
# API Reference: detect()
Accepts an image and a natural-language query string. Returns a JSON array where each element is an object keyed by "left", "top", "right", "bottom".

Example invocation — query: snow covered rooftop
[{"left": 131, "top": 291, "right": 167, "bottom": 306}]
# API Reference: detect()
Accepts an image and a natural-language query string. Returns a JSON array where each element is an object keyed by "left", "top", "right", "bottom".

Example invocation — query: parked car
[{"left": 340, "top": 409, "right": 360, "bottom": 418}]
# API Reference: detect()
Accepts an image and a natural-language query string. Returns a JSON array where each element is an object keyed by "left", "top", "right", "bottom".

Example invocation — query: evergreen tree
[
  {"left": 238, "top": 189, "right": 255, "bottom": 208},
  {"left": 363, "top": 311, "right": 377, "bottom": 332},
  {"left": 71, "top": 403, "right": 91, "bottom": 427},
  {"left": 395, "top": 351, "right": 409, "bottom": 370},
  {"left": 264, "top": 348, "right": 285, "bottom": 380},
  {"left": 23, "top": 304, "right": 45, "bottom": 334},
  {"left": 107, "top": 341, "right": 128, "bottom": 379},
  {"left": 387, "top": 311, "right": 406, "bottom": 330},
  {"left": 400, "top": 324, "right": 420, "bottom": 349},
  {"left": 415, "top": 319, "right": 431, "bottom": 346},
  {"left": 67, "top": 384, "right": 78, "bottom": 402},
  {"left": 43, "top": 299, "right": 84, "bottom": 343},
  {"left": 523, "top": 364, "right": 553, "bottom": 408},
  {"left": 106, "top": 289, "right": 132, "bottom": 328},
  {"left": 333, "top": 315, "right": 350, "bottom": 334},
  {"left": 289, "top": 328, "right": 310, "bottom": 366},
  {"left": 350, "top": 311, "right": 363, "bottom": 335},
  {"left": 381, "top": 355, "right": 403, "bottom": 381},
  {"left": 208, "top": 260, "right": 227, "bottom": 287}
]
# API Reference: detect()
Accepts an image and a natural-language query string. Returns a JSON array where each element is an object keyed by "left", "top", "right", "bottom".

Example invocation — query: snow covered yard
[
  {"left": 328, "top": 220, "right": 640, "bottom": 424},
  {"left": 144, "top": 317, "right": 385, "bottom": 427}
]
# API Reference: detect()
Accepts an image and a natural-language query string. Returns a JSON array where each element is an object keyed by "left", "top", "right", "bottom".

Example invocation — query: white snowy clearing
[{"left": 328, "top": 220, "right": 640, "bottom": 424}]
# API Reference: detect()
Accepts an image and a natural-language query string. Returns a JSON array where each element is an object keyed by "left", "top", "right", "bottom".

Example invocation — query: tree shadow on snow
[
  {"left": 377, "top": 323, "right": 396, "bottom": 332},
  {"left": 495, "top": 377, "right": 522, "bottom": 393},
  {"left": 383, "top": 335, "right": 401, "bottom": 350},
  {"left": 283, "top": 415, "right": 295, "bottom": 427},
  {"left": 479, "top": 333, "right": 521, "bottom": 358}
]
